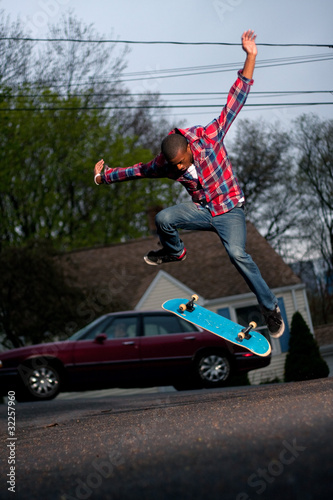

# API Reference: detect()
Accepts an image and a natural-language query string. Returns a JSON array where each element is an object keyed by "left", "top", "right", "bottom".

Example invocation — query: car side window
[
  {"left": 103, "top": 317, "right": 137, "bottom": 339},
  {"left": 178, "top": 317, "right": 200, "bottom": 333},
  {"left": 81, "top": 317, "right": 113, "bottom": 340},
  {"left": 143, "top": 314, "right": 199, "bottom": 337}
]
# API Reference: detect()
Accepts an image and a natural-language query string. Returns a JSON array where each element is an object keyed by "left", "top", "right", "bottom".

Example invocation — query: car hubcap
[
  {"left": 28, "top": 367, "right": 59, "bottom": 396},
  {"left": 199, "top": 355, "right": 230, "bottom": 382}
]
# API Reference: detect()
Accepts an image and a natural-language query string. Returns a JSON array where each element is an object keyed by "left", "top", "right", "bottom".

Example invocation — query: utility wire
[
  {"left": 1, "top": 36, "right": 332, "bottom": 48},
  {"left": 4, "top": 90, "right": 333, "bottom": 100},
  {"left": 1, "top": 103, "right": 332, "bottom": 112},
  {"left": 100, "top": 53, "right": 332, "bottom": 78},
  {"left": 93, "top": 53, "right": 333, "bottom": 81},
  {"left": 7, "top": 53, "right": 333, "bottom": 89},
  {"left": 119, "top": 56, "right": 333, "bottom": 83}
]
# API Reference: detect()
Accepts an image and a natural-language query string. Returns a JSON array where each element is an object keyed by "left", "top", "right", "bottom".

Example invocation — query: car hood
[{"left": 0, "top": 340, "right": 76, "bottom": 361}]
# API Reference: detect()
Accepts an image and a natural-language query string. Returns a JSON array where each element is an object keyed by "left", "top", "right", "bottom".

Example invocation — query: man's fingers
[
  {"left": 242, "top": 29, "right": 256, "bottom": 40},
  {"left": 95, "top": 159, "right": 104, "bottom": 172}
]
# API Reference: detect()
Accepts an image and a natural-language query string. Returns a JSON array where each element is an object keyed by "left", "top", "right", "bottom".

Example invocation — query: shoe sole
[
  {"left": 144, "top": 255, "right": 160, "bottom": 266},
  {"left": 269, "top": 320, "right": 285, "bottom": 339},
  {"left": 143, "top": 254, "right": 187, "bottom": 266}
]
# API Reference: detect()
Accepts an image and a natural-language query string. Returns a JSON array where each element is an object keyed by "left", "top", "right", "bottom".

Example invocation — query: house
[{"left": 61, "top": 222, "right": 314, "bottom": 384}]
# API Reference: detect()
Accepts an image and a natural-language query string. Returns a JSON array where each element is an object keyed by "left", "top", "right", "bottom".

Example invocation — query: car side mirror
[{"left": 94, "top": 333, "right": 107, "bottom": 344}]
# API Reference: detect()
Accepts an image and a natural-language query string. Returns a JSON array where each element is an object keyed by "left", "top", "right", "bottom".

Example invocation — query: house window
[{"left": 236, "top": 305, "right": 267, "bottom": 333}]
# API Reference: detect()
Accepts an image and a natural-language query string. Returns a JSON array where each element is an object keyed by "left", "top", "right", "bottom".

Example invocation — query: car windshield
[{"left": 66, "top": 315, "right": 108, "bottom": 341}]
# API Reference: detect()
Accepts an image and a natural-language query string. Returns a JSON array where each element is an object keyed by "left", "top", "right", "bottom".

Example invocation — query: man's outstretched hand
[
  {"left": 94, "top": 159, "right": 105, "bottom": 184},
  {"left": 241, "top": 30, "right": 257, "bottom": 56}
]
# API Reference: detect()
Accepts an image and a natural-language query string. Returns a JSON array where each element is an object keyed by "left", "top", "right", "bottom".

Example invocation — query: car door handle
[
  {"left": 122, "top": 341, "right": 135, "bottom": 345},
  {"left": 184, "top": 336, "right": 196, "bottom": 340}
]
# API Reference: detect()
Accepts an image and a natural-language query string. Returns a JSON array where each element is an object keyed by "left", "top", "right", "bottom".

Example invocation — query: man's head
[{"left": 161, "top": 134, "right": 193, "bottom": 173}]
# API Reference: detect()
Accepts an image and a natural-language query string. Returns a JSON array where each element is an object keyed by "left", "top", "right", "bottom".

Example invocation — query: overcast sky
[{"left": 1, "top": 0, "right": 332, "bottom": 131}]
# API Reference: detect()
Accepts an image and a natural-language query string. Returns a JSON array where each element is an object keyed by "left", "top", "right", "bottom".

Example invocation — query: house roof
[{"left": 60, "top": 222, "right": 301, "bottom": 310}]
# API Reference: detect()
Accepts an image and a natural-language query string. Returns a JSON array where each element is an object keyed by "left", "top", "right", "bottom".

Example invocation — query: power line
[
  {"left": 8, "top": 53, "right": 333, "bottom": 89},
  {"left": 1, "top": 36, "right": 332, "bottom": 48},
  {"left": 5, "top": 90, "right": 333, "bottom": 100},
  {"left": 101, "top": 53, "right": 333, "bottom": 78},
  {"left": 97, "top": 54, "right": 333, "bottom": 83},
  {"left": 118, "top": 56, "right": 333, "bottom": 83},
  {"left": 156, "top": 103, "right": 333, "bottom": 117},
  {"left": 1, "top": 102, "right": 332, "bottom": 112}
]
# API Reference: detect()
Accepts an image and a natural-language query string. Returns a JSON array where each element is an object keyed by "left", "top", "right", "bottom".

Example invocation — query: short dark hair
[{"left": 161, "top": 134, "right": 188, "bottom": 162}]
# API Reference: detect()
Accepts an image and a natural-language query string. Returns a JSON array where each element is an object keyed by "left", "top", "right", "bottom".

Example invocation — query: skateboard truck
[
  {"left": 237, "top": 321, "right": 257, "bottom": 341},
  {"left": 179, "top": 294, "right": 199, "bottom": 313}
]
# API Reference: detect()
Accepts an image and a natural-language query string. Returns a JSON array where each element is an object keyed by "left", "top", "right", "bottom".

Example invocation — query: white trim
[
  {"left": 135, "top": 270, "right": 204, "bottom": 310},
  {"left": 203, "top": 283, "right": 306, "bottom": 308},
  {"left": 303, "top": 288, "right": 315, "bottom": 334},
  {"left": 204, "top": 292, "right": 256, "bottom": 307},
  {"left": 269, "top": 283, "right": 306, "bottom": 294}
]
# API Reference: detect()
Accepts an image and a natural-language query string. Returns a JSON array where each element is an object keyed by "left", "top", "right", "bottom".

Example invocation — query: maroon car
[{"left": 0, "top": 310, "right": 270, "bottom": 401}]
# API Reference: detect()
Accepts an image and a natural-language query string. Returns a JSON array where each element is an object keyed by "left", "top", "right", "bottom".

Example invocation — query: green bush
[{"left": 284, "top": 312, "right": 329, "bottom": 382}]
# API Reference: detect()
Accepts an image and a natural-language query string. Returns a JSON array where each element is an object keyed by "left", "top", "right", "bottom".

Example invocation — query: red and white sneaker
[{"left": 144, "top": 248, "right": 187, "bottom": 266}]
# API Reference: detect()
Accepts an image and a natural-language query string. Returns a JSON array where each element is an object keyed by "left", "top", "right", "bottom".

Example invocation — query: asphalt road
[{"left": 1, "top": 378, "right": 332, "bottom": 500}]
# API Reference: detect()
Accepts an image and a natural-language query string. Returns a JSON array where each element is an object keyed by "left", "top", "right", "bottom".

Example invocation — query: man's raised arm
[{"left": 241, "top": 30, "right": 257, "bottom": 80}]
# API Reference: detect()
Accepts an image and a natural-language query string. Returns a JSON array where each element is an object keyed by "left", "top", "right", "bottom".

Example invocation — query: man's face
[{"left": 169, "top": 144, "right": 193, "bottom": 173}]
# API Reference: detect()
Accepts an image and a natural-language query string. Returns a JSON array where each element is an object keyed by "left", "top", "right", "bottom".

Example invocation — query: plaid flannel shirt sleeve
[
  {"left": 204, "top": 70, "right": 253, "bottom": 141},
  {"left": 103, "top": 153, "right": 167, "bottom": 184}
]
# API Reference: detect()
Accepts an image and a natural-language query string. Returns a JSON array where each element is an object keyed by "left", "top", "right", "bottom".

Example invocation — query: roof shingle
[{"left": 60, "top": 222, "right": 301, "bottom": 310}]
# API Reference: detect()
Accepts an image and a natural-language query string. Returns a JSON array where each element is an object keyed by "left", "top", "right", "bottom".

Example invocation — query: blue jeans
[{"left": 155, "top": 201, "right": 277, "bottom": 310}]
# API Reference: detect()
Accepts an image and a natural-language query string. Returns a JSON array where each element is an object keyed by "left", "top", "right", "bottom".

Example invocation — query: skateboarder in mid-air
[{"left": 93, "top": 30, "right": 285, "bottom": 340}]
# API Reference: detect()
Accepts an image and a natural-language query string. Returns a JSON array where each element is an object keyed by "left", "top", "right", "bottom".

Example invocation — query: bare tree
[
  {"left": 229, "top": 118, "right": 302, "bottom": 257},
  {"left": 32, "top": 13, "right": 127, "bottom": 99},
  {"left": 293, "top": 114, "right": 333, "bottom": 322},
  {"left": 293, "top": 114, "right": 333, "bottom": 262},
  {"left": 0, "top": 10, "right": 32, "bottom": 86}
]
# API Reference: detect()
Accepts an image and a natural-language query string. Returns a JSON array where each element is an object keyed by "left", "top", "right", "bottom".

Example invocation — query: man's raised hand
[{"left": 241, "top": 30, "right": 257, "bottom": 57}]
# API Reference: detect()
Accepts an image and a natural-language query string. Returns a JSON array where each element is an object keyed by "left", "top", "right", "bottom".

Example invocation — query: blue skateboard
[{"left": 162, "top": 295, "right": 271, "bottom": 357}]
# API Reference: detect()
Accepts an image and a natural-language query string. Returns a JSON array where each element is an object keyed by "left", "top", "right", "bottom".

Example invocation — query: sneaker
[
  {"left": 144, "top": 247, "right": 187, "bottom": 266},
  {"left": 261, "top": 305, "right": 285, "bottom": 339}
]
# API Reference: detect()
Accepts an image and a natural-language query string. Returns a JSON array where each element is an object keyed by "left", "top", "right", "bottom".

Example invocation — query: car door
[
  {"left": 139, "top": 312, "right": 202, "bottom": 380},
  {"left": 71, "top": 315, "right": 140, "bottom": 387}
]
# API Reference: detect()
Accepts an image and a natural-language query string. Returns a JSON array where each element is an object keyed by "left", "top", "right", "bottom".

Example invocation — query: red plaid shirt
[{"left": 103, "top": 70, "right": 253, "bottom": 216}]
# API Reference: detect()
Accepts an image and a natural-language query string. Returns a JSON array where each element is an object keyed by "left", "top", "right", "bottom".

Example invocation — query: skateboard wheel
[
  {"left": 249, "top": 321, "right": 257, "bottom": 328},
  {"left": 192, "top": 294, "right": 199, "bottom": 302},
  {"left": 238, "top": 331, "right": 245, "bottom": 340},
  {"left": 179, "top": 304, "right": 186, "bottom": 312}
]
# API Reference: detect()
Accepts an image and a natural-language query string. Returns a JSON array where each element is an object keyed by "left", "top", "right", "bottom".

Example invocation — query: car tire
[
  {"left": 16, "top": 361, "right": 61, "bottom": 401},
  {"left": 195, "top": 351, "right": 231, "bottom": 388}
]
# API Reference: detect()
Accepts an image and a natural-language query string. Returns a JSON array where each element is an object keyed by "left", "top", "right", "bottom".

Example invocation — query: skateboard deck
[{"left": 162, "top": 296, "right": 271, "bottom": 357}]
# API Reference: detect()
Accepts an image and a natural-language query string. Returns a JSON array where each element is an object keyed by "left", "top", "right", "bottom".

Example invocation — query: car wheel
[
  {"left": 17, "top": 362, "right": 61, "bottom": 401},
  {"left": 196, "top": 351, "right": 231, "bottom": 388}
]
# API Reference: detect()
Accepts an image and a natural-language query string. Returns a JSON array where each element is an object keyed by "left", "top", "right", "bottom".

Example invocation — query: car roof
[{"left": 104, "top": 310, "right": 171, "bottom": 316}]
